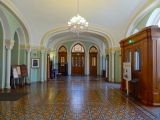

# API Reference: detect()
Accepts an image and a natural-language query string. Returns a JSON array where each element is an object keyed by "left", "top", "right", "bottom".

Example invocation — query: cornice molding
[
  {"left": 19, "top": 45, "right": 48, "bottom": 51},
  {"left": 106, "top": 47, "right": 121, "bottom": 53}
]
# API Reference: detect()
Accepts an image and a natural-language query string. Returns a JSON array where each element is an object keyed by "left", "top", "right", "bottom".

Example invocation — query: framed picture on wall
[{"left": 31, "top": 59, "right": 39, "bottom": 68}]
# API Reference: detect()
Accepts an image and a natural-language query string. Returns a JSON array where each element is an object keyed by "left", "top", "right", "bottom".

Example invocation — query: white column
[
  {"left": 54, "top": 54, "right": 57, "bottom": 69},
  {"left": 111, "top": 51, "right": 115, "bottom": 82},
  {"left": 44, "top": 52, "right": 47, "bottom": 81},
  {"left": 50, "top": 52, "right": 55, "bottom": 69},
  {"left": 40, "top": 51, "right": 45, "bottom": 82},
  {"left": 67, "top": 52, "right": 71, "bottom": 75},
  {"left": 99, "top": 53, "right": 102, "bottom": 75},
  {"left": 86, "top": 53, "right": 89, "bottom": 75},
  {"left": 5, "top": 46, "right": 13, "bottom": 89},
  {"left": 109, "top": 53, "right": 112, "bottom": 82},
  {"left": 26, "top": 49, "right": 31, "bottom": 83},
  {"left": 53, "top": 55, "right": 55, "bottom": 69}
]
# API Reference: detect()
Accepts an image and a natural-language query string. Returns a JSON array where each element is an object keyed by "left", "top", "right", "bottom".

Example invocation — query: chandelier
[{"left": 68, "top": 0, "right": 89, "bottom": 37}]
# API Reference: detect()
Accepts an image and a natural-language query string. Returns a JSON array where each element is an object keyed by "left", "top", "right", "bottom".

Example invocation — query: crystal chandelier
[{"left": 68, "top": 0, "right": 89, "bottom": 37}]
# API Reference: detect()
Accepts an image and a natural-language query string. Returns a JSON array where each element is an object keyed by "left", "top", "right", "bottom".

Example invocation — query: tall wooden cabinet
[{"left": 120, "top": 25, "right": 160, "bottom": 106}]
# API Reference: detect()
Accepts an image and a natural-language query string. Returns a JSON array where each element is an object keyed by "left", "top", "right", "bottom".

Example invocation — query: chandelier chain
[{"left": 77, "top": 0, "right": 79, "bottom": 14}]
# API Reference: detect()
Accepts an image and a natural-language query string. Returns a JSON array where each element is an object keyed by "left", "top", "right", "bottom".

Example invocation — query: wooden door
[
  {"left": 71, "top": 53, "right": 85, "bottom": 75},
  {"left": 89, "top": 46, "right": 98, "bottom": 75},
  {"left": 58, "top": 53, "right": 67, "bottom": 73},
  {"left": 47, "top": 54, "right": 50, "bottom": 80},
  {"left": 132, "top": 42, "right": 142, "bottom": 99},
  {"left": 58, "top": 46, "right": 67, "bottom": 74},
  {"left": 89, "top": 53, "right": 97, "bottom": 75}
]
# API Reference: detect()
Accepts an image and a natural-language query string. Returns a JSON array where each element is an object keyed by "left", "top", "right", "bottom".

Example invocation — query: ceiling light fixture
[{"left": 68, "top": 0, "right": 89, "bottom": 37}]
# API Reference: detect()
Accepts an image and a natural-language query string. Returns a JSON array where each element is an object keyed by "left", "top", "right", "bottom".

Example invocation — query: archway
[{"left": 71, "top": 43, "right": 85, "bottom": 75}]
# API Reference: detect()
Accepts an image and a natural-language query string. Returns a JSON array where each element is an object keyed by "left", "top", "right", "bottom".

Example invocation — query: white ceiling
[{"left": 2, "top": 0, "right": 157, "bottom": 49}]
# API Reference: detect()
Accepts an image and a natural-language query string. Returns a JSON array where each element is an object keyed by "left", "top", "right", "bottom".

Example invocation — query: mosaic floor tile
[{"left": 0, "top": 76, "right": 159, "bottom": 119}]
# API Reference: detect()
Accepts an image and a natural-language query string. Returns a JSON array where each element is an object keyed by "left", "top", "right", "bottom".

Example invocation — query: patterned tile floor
[{"left": 0, "top": 76, "right": 160, "bottom": 120}]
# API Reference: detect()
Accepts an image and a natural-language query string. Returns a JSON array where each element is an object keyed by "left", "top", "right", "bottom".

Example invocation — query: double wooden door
[
  {"left": 71, "top": 53, "right": 85, "bottom": 75},
  {"left": 124, "top": 42, "right": 142, "bottom": 99}
]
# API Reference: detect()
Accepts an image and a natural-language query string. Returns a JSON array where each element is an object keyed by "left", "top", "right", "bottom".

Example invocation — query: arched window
[
  {"left": 146, "top": 8, "right": 160, "bottom": 27},
  {"left": 72, "top": 43, "right": 84, "bottom": 52},
  {"left": 133, "top": 29, "right": 139, "bottom": 34},
  {"left": 59, "top": 46, "right": 67, "bottom": 53},
  {"left": 89, "top": 46, "right": 98, "bottom": 53},
  {"left": 134, "top": 47, "right": 141, "bottom": 71}
]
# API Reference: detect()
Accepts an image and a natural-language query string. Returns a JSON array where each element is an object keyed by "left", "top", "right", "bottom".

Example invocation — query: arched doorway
[
  {"left": 58, "top": 45, "right": 68, "bottom": 75},
  {"left": 71, "top": 43, "right": 85, "bottom": 75},
  {"left": 89, "top": 46, "right": 98, "bottom": 75}
]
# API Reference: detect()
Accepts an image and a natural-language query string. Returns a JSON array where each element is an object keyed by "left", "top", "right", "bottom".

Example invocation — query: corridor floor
[{"left": 0, "top": 76, "right": 159, "bottom": 120}]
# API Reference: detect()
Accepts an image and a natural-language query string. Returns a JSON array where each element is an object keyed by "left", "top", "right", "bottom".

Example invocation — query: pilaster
[{"left": 26, "top": 49, "right": 31, "bottom": 83}]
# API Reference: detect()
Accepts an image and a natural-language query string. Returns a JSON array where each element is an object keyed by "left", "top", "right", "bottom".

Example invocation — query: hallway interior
[{"left": 0, "top": 76, "right": 159, "bottom": 120}]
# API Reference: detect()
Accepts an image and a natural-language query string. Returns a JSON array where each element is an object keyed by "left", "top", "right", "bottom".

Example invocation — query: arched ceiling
[{"left": 1, "top": 0, "right": 157, "bottom": 49}]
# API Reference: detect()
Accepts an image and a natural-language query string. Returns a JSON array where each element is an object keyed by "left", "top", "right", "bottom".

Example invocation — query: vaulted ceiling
[{"left": 1, "top": 0, "right": 158, "bottom": 50}]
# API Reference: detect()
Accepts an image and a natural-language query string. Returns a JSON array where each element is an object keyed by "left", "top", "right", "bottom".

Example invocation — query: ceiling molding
[{"left": 40, "top": 25, "right": 115, "bottom": 48}]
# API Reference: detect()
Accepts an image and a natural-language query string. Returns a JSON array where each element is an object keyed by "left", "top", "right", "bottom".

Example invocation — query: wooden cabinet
[{"left": 120, "top": 25, "right": 160, "bottom": 106}]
